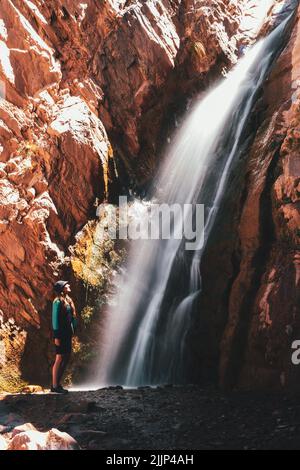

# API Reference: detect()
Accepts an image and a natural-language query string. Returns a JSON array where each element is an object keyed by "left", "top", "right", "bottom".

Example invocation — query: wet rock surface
[
  {"left": 192, "top": 2, "right": 300, "bottom": 391},
  {"left": 1, "top": 386, "right": 300, "bottom": 450}
]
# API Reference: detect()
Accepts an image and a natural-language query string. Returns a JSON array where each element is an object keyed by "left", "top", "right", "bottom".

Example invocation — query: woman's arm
[
  {"left": 69, "top": 297, "right": 77, "bottom": 317},
  {"left": 52, "top": 299, "right": 62, "bottom": 344},
  {"left": 68, "top": 297, "right": 78, "bottom": 334}
]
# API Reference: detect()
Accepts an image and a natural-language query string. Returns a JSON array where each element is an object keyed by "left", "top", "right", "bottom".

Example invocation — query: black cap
[{"left": 54, "top": 280, "right": 69, "bottom": 294}]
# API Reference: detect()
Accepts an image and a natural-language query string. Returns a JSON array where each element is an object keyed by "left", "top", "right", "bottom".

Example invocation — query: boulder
[
  {"left": 0, "top": 435, "right": 8, "bottom": 450},
  {"left": 8, "top": 428, "right": 80, "bottom": 450}
]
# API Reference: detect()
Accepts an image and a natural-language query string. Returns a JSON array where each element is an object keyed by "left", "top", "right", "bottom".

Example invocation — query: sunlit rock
[{"left": 8, "top": 428, "right": 80, "bottom": 450}]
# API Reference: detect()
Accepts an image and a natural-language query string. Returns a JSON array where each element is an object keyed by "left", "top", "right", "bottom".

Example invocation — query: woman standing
[{"left": 51, "top": 280, "right": 77, "bottom": 394}]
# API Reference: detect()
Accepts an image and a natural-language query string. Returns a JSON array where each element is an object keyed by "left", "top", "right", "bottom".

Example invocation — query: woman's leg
[
  {"left": 52, "top": 354, "right": 63, "bottom": 388},
  {"left": 57, "top": 353, "right": 71, "bottom": 386}
]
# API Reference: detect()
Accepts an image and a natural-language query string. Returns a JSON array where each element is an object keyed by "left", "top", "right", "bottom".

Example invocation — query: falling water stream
[{"left": 87, "top": 2, "right": 298, "bottom": 388}]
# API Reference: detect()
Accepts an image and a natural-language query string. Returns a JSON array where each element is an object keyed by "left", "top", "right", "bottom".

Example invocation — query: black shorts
[{"left": 55, "top": 336, "right": 72, "bottom": 355}]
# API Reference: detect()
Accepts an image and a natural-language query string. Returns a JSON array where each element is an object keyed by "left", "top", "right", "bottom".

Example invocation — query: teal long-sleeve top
[{"left": 52, "top": 299, "right": 77, "bottom": 339}]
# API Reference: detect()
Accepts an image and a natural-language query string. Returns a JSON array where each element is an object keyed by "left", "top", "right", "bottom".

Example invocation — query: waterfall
[{"left": 87, "top": 3, "right": 297, "bottom": 388}]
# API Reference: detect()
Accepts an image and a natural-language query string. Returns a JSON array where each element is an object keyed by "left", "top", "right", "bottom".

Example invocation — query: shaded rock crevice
[{"left": 221, "top": 144, "right": 283, "bottom": 390}]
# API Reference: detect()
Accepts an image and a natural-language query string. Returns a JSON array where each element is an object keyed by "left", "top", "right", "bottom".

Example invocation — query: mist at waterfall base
[{"left": 79, "top": 3, "right": 297, "bottom": 391}]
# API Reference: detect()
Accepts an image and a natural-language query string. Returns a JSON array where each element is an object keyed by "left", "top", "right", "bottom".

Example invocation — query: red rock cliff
[
  {"left": 220, "top": 4, "right": 300, "bottom": 390},
  {"left": 192, "top": 3, "right": 300, "bottom": 391},
  {"left": 0, "top": 0, "right": 297, "bottom": 388}
]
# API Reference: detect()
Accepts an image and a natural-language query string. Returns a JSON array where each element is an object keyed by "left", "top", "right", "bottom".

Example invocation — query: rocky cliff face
[
  {"left": 192, "top": 2, "right": 300, "bottom": 391},
  {"left": 0, "top": 0, "right": 297, "bottom": 389},
  {"left": 221, "top": 3, "right": 300, "bottom": 390}
]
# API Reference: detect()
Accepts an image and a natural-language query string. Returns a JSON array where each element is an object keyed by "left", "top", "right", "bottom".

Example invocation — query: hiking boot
[
  {"left": 50, "top": 386, "right": 68, "bottom": 394},
  {"left": 57, "top": 385, "right": 69, "bottom": 393}
]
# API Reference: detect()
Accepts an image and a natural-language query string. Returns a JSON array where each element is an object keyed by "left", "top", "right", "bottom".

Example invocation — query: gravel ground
[{"left": 1, "top": 385, "right": 300, "bottom": 450}]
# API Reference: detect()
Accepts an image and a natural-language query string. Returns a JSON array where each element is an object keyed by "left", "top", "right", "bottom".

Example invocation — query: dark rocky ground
[{"left": 1, "top": 385, "right": 300, "bottom": 450}]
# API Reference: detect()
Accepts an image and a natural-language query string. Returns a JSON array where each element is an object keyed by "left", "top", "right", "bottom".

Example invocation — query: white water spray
[{"left": 84, "top": 3, "right": 297, "bottom": 389}]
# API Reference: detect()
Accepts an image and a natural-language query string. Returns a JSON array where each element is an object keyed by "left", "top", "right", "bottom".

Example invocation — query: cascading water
[{"left": 87, "top": 2, "right": 298, "bottom": 388}]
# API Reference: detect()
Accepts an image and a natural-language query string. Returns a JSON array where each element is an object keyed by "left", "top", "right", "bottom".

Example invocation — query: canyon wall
[
  {"left": 0, "top": 0, "right": 257, "bottom": 387},
  {"left": 0, "top": 0, "right": 298, "bottom": 389},
  {"left": 221, "top": 3, "right": 300, "bottom": 390},
  {"left": 192, "top": 2, "right": 300, "bottom": 391}
]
